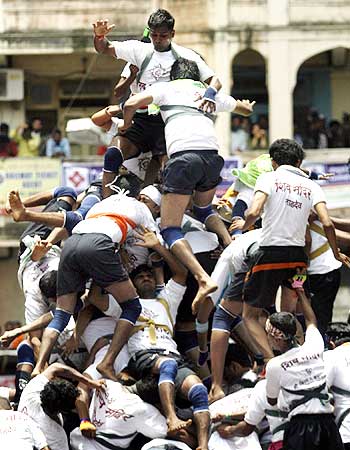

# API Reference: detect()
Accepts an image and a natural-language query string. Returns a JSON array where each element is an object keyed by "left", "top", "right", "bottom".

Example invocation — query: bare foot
[
  {"left": 8, "top": 190, "right": 27, "bottom": 222},
  {"left": 167, "top": 417, "right": 192, "bottom": 435},
  {"left": 191, "top": 279, "right": 217, "bottom": 315},
  {"left": 96, "top": 362, "right": 119, "bottom": 381},
  {"left": 209, "top": 385, "right": 225, "bottom": 405}
]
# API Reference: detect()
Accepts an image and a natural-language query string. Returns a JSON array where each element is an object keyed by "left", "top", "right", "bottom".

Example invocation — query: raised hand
[
  {"left": 92, "top": 19, "right": 115, "bottom": 37},
  {"left": 134, "top": 226, "right": 160, "bottom": 249}
]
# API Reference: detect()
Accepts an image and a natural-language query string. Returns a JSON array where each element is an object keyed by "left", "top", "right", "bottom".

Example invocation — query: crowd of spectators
[
  {"left": 231, "top": 109, "right": 350, "bottom": 154},
  {"left": 0, "top": 118, "right": 71, "bottom": 158}
]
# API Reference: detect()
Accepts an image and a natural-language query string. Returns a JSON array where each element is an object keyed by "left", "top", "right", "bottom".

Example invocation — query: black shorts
[
  {"left": 57, "top": 233, "right": 128, "bottom": 296},
  {"left": 128, "top": 349, "right": 195, "bottom": 392},
  {"left": 163, "top": 150, "right": 224, "bottom": 195},
  {"left": 243, "top": 246, "right": 308, "bottom": 308},
  {"left": 224, "top": 271, "right": 246, "bottom": 302},
  {"left": 122, "top": 112, "right": 166, "bottom": 157},
  {"left": 176, "top": 250, "right": 218, "bottom": 322},
  {"left": 283, "top": 413, "right": 344, "bottom": 450}
]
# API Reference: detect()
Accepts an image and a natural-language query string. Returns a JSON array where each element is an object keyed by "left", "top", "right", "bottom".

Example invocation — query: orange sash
[{"left": 87, "top": 212, "right": 137, "bottom": 243}]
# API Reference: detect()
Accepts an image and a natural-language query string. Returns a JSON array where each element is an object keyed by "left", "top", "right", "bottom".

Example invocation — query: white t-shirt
[
  {"left": 112, "top": 41, "right": 214, "bottom": 93},
  {"left": 324, "top": 343, "right": 350, "bottom": 443},
  {"left": 73, "top": 195, "right": 157, "bottom": 243},
  {"left": 142, "top": 438, "right": 192, "bottom": 450},
  {"left": 266, "top": 325, "right": 333, "bottom": 418},
  {"left": 70, "top": 380, "right": 167, "bottom": 450},
  {"left": 0, "top": 410, "right": 48, "bottom": 450},
  {"left": 255, "top": 165, "right": 326, "bottom": 246},
  {"left": 308, "top": 220, "right": 341, "bottom": 275},
  {"left": 244, "top": 379, "right": 288, "bottom": 443},
  {"left": 209, "top": 229, "right": 262, "bottom": 305},
  {"left": 18, "top": 374, "right": 69, "bottom": 450},
  {"left": 181, "top": 214, "right": 219, "bottom": 254},
  {"left": 20, "top": 252, "right": 59, "bottom": 324},
  {"left": 147, "top": 79, "right": 237, "bottom": 156},
  {"left": 128, "top": 279, "right": 186, "bottom": 356}
]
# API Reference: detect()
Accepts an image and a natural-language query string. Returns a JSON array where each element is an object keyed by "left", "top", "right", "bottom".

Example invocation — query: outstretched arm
[
  {"left": 92, "top": 19, "right": 116, "bottom": 56},
  {"left": 121, "top": 92, "right": 154, "bottom": 132},
  {"left": 0, "top": 312, "right": 53, "bottom": 347},
  {"left": 233, "top": 99, "right": 256, "bottom": 117}
]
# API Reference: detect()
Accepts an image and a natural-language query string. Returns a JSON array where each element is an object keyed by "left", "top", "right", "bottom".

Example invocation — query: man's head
[
  {"left": 130, "top": 264, "right": 156, "bottom": 298},
  {"left": 224, "top": 343, "right": 253, "bottom": 382},
  {"left": 269, "top": 138, "right": 305, "bottom": 169},
  {"left": 52, "top": 128, "right": 62, "bottom": 143},
  {"left": 148, "top": 9, "right": 175, "bottom": 52},
  {"left": 31, "top": 117, "right": 42, "bottom": 132},
  {"left": 40, "top": 378, "right": 80, "bottom": 417},
  {"left": 139, "top": 185, "right": 161, "bottom": 218},
  {"left": 170, "top": 57, "right": 200, "bottom": 82},
  {"left": 39, "top": 270, "right": 57, "bottom": 300},
  {"left": 266, "top": 312, "right": 297, "bottom": 352}
]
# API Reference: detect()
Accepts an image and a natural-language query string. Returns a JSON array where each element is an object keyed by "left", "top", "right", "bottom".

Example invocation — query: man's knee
[
  {"left": 103, "top": 146, "right": 123, "bottom": 172},
  {"left": 188, "top": 382, "right": 209, "bottom": 413},
  {"left": 192, "top": 203, "right": 215, "bottom": 224},
  {"left": 160, "top": 227, "right": 184, "bottom": 249},
  {"left": 158, "top": 358, "right": 178, "bottom": 386},
  {"left": 119, "top": 297, "right": 142, "bottom": 325}
]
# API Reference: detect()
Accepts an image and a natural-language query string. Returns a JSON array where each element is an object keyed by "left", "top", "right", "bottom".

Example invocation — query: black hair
[
  {"left": 225, "top": 343, "right": 253, "bottom": 368},
  {"left": 135, "top": 376, "right": 160, "bottom": 404},
  {"left": 269, "top": 138, "right": 305, "bottom": 167},
  {"left": 269, "top": 312, "right": 297, "bottom": 339},
  {"left": 0, "top": 122, "right": 9, "bottom": 134},
  {"left": 113, "top": 172, "right": 142, "bottom": 198},
  {"left": 129, "top": 264, "right": 153, "bottom": 282},
  {"left": 40, "top": 379, "right": 80, "bottom": 416},
  {"left": 52, "top": 128, "right": 61, "bottom": 134},
  {"left": 148, "top": 9, "right": 175, "bottom": 31},
  {"left": 326, "top": 322, "right": 350, "bottom": 344},
  {"left": 39, "top": 270, "right": 57, "bottom": 299},
  {"left": 170, "top": 57, "right": 200, "bottom": 82}
]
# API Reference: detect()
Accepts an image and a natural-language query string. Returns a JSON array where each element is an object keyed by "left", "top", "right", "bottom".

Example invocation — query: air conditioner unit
[{"left": 0, "top": 69, "right": 24, "bottom": 101}]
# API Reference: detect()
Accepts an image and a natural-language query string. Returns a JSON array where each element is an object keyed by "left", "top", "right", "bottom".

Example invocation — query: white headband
[{"left": 140, "top": 185, "right": 162, "bottom": 206}]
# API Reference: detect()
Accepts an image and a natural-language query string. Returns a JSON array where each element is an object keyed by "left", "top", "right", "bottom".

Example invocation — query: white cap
[{"left": 140, "top": 185, "right": 162, "bottom": 206}]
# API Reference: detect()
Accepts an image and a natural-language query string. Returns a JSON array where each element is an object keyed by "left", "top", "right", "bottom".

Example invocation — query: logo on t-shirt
[{"left": 150, "top": 64, "right": 169, "bottom": 81}]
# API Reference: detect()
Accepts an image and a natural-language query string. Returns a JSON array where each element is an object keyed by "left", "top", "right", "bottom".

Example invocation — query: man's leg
[
  {"left": 96, "top": 279, "right": 141, "bottom": 380},
  {"left": 181, "top": 375, "right": 210, "bottom": 450},
  {"left": 102, "top": 136, "right": 139, "bottom": 198},
  {"left": 33, "top": 292, "right": 77, "bottom": 375},
  {"left": 242, "top": 303, "right": 274, "bottom": 360},
  {"left": 153, "top": 357, "right": 192, "bottom": 434},
  {"left": 193, "top": 188, "right": 232, "bottom": 248},
  {"left": 161, "top": 193, "right": 217, "bottom": 308},
  {"left": 14, "top": 340, "right": 35, "bottom": 404},
  {"left": 8, "top": 190, "right": 65, "bottom": 226}
]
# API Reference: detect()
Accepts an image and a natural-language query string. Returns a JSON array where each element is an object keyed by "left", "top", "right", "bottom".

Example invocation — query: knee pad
[
  {"left": 231, "top": 199, "right": 248, "bottom": 220},
  {"left": 104, "top": 295, "right": 122, "bottom": 319},
  {"left": 17, "top": 341, "right": 35, "bottom": 367},
  {"left": 195, "top": 319, "right": 209, "bottom": 334},
  {"left": 47, "top": 308, "right": 72, "bottom": 334},
  {"left": 64, "top": 211, "right": 83, "bottom": 234},
  {"left": 160, "top": 227, "right": 184, "bottom": 249},
  {"left": 174, "top": 329, "right": 198, "bottom": 354},
  {"left": 119, "top": 297, "right": 142, "bottom": 325},
  {"left": 53, "top": 186, "right": 77, "bottom": 201},
  {"left": 76, "top": 192, "right": 101, "bottom": 218},
  {"left": 103, "top": 146, "right": 124, "bottom": 173},
  {"left": 188, "top": 383, "right": 209, "bottom": 414},
  {"left": 202, "top": 376, "right": 212, "bottom": 392},
  {"left": 158, "top": 358, "right": 178, "bottom": 386},
  {"left": 192, "top": 203, "right": 215, "bottom": 224},
  {"left": 212, "top": 305, "right": 242, "bottom": 333},
  {"left": 14, "top": 370, "right": 32, "bottom": 403}
]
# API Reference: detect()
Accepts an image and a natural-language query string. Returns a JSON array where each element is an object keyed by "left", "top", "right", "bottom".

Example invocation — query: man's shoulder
[{"left": 172, "top": 42, "right": 201, "bottom": 60}]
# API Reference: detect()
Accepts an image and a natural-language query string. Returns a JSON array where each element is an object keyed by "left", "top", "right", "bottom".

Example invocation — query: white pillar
[
  {"left": 267, "top": 39, "right": 294, "bottom": 142},
  {"left": 213, "top": 33, "right": 232, "bottom": 157},
  {"left": 267, "top": 0, "right": 289, "bottom": 26}
]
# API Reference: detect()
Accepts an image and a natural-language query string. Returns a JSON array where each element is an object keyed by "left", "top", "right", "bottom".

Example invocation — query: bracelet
[
  {"left": 80, "top": 417, "right": 90, "bottom": 423},
  {"left": 95, "top": 34, "right": 105, "bottom": 41}
]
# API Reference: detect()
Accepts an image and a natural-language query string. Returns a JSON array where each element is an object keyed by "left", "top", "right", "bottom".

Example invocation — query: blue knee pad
[
  {"left": 212, "top": 305, "right": 242, "bottom": 333},
  {"left": 188, "top": 383, "right": 209, "bottom": 413},
  {"left": 76, "top": 192, "right": 101, "bottom": 218},
  {"left": 192, "top": 203, "right": 215, "bottom": 224},
  {"left": 47, "top": 308, "right": 72, "bottom": 333},
  {"left": 232, "top": 199, "right": 248, "bottom": 220},
  {"left": 158, "top": 358, "right": 178, "bottom": 386},
  {"left": 64, "top": 211, "right": 83, "bottom": 234},
  {"left": 119, "top": 297, "right": 142, "bottom": 325},
  {"left": 17, "top": 341, "right": 35, "bottom": 367},
  {"left": 160, "top": 227, "right": 184, "bottom": 249},
  {"left": 104, "top": 146, "right": 124, "bottom": 172},
  {"left": 53, "top": 186, "right": 77, "bottom": 201}
]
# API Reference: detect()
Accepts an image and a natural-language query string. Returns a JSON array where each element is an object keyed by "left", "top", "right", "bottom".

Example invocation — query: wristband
[
  {"left": 95, "top": 34, "right": 105, "bottom": 41},
  {"left": 203, "top": 86, "right": 217, "bottom": 103},
  {"left": 80, "top": 418, "right": 90, "bottom": 423},
  {"left": 309, "top": 170, "right": 319, "bottom": 180}
]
